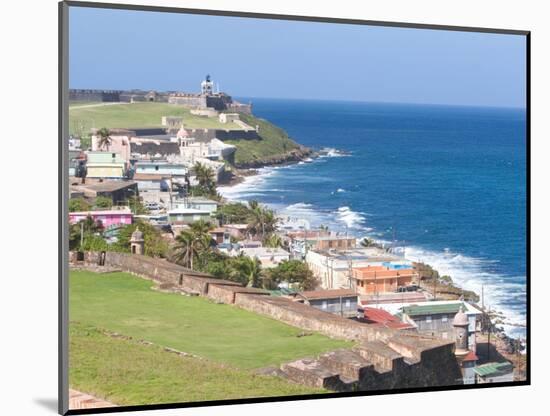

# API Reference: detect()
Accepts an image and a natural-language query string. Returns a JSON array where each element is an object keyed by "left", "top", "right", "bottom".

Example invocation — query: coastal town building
[
  {"left": 223, "top": 224, "right": 249, "bottom": 240},
  {"left": 135, "top": 160, "right": 188, "bottom": 177},
  {"left": 69, "top": 178, "right": 138, "bottom": 205},
  {"left": 400, "top": 301, "right": 483, "bottom": 352},
  {"left": 474, "top": 362, "right": 514, "bottom": 384},
  {"left": 209, "top": 227, "right": 231, "bottom": 245},
  {"left": 169, "top": 197, "right": 218, "bottom": 215},
  {"left": 85, "top": 152, "right": 127, "bottom": 179},
  {"left": 233, "top": 246, "right": 291, "bottom": 268},
  {"left": 91, "top": 129, "right": 134, "bottom": 161},
  {"left": 294, "top": 289, "right": 359, "bottom": 318},
  {"left": 352, "top": 264, "right": 419, "bottom": 295},
  {"left": 305, "top": 247, "right": 406, "bottom": 289},
  {"left": 69, "top": 208, "right": 133, "bottom": 228},
  {"left": 167, "top": 208, "right": 212, "bottom": 225},
  {"left": 133, "top": 173, "right": 170, "bottom": 193},
  {"left": 360, "top": 307, "right": 415, "bottom": 330}
]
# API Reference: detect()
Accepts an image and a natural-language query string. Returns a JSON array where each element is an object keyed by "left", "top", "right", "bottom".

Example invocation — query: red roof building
[{"left": 362, "top": 307, "right": 415, "bottom": 330}]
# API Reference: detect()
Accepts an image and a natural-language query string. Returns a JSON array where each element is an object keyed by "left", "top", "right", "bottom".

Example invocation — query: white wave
[
  {"left": 404, "top": 245, "right": 526, "bottom": 337},
  {"left": 218, "top": 167, "right": 279, "bottom": 201},
  {"left": 336, "top": 206, "right": 366, "bottom": 229},
  {"left": 319, "top": 147, "right": 350, "bottom": 158},
  {"left": 336, "top": 188, "right": 346, "bottom": 193}
]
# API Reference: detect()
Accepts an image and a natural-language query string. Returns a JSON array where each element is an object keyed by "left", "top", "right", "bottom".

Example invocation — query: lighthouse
[{"left": 201, "top": 74, "right": 214, "bottom": 96}]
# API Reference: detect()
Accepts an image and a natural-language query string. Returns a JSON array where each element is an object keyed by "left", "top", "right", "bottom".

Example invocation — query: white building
[
  {"left": 219, "top": 113, "right": 240, "bottom": 124},
  {"left": 305, "top": 247, "right": 405, "bottom": 289},
  {"left": 170, "top": 197, "right": 219, "bottom": 215},
  {"left": 233, "top": 246, "right": 291, "bottom": 268}
]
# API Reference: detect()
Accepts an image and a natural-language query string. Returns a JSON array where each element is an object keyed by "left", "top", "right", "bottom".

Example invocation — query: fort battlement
[{"left": 70, "top": 251, "right": 463, "bottom": 390}]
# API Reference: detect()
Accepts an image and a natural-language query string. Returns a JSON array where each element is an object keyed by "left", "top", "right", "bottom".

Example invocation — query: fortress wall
[
  {"left": 70, "top": 250, "right": 462, "bottom": 389},
  {"left": 234, "top": 293, "right": 391, "bottom": 342},
  {"left": 69, "top": 89, "right": 122, "bottom": 102},
  {"left": 188, "top": 129, "right": 260, "bottom": 142},
  {"left": 71, "top": 251, "right": 238, "bottom": 295}
]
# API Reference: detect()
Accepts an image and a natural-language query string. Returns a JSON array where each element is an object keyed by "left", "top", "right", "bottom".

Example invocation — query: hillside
[
  {"left": 70, "top": 322, "right": 324, "bottom": 405},
  {"left": 225, "top": 113, "right": 310, "bottom": 168},
  {"left": 69, "top": 102, "right": 311, "bottom": 167},
  {"left": 68, "top": 102, "right": 244, "bottom": 136},
  {"left": 70, "top": 271, "right": 350, "bottom": 369}
]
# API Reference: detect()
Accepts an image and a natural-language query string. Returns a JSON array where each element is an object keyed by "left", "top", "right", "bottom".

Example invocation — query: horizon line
[{"left": 68, "top": 87, "right": 526, "bottom": 111}]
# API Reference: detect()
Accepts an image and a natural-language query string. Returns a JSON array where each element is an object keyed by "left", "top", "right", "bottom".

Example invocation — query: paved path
[
  {"left": 69, "top": 389, "right": 116, "bottom": 410},
  {"left": 69, "top": 102, "right": 126, "bottom": 109}
]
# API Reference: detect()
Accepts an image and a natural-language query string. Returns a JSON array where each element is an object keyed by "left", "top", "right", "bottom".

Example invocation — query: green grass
[
  {"left": 225, "top": 113, "right": 301, "bottom": 166},
  {"left": 70, "top": 271, "right": 350, "bottom": 369},
  {"left": 68, "top": 102, "right": 244, "bottom": 135},
  {"left": 68, "top": 102, "right": 304, "bottom": 165},
  {"left": 70, "top": 322, "right": 325, "bottom": 406}
]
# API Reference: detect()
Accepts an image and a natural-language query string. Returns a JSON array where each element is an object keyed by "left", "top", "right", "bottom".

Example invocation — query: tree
[
  {"left": 173, "top": 230, "right": 197, "bottom": 269},
  {"left": 440, "top": 275, "right": 454, "bottom": 285},
  {"left": 97, "top": 127, "right": 112, "bottom": 150},
  {"left": 69, "top": 215, "right": 104, "bottom": 250},
  {"left": 360, "top": 237, "right": 376, "bottom": 248},
  {"left": 263, "top": 233, "right": 282, "bottom": 248},
  {"left": 247, "top": 201, "right": 277, "bottom": 240},
  {"left": 265, "top": 260, "right": 318, "bottom": 290},
  {"left": 229, "top": 255, "right": 262, "bottom": 287},
  {"left": 94, "top": 196, "right": 113, "bottom": 209},
  {"left": 68, "top": 197, "right": 90, "bottom": 212},
  {"left": 193, "top": 162, "right": 216, "bottom": 195},
  {"left": 113, "top": 221, "right": 168, "bottom": 257},
  {"left": 172, "top": 220, "right": 214, "bottom": 269},
  {"left": 216, "top": 202, "right": 252, "bottom": 224},
  {"left": 126, "top": 195, "right": 149, "bottom": 215}
]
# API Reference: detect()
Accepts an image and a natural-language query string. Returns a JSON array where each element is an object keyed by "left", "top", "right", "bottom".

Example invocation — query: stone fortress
[
  {"left": 71, "top": 250, "right": 465, "bottom": 392},
  {"left": 69, "top": 74, "right": 252, "bottom": 114}
]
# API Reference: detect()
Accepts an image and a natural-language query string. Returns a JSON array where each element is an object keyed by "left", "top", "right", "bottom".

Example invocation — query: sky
[{"left": 69, "top": 6, "right": 527, "bottom": 108}]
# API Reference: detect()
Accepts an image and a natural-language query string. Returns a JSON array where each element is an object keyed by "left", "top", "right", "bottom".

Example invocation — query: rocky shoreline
[
  {"left": 232, "top": 145, "right": 315, "bottom": 169},
  {"left": 218, "top": 147, "right": 526, "bottom": 362}
]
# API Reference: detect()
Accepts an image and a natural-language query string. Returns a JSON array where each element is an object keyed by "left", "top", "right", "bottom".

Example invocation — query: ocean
[{"left": 220, "top": 98, "right": 527, "bottom": 338}]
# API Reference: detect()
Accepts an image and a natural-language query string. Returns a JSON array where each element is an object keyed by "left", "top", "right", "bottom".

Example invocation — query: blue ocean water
[{"left": 222, "top": 98, "right": 527, "bottom": 337}]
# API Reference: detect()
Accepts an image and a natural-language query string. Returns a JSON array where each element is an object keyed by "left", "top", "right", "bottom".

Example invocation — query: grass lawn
[
  {"left": 68, "top": 102, "right": 244, "bottom": 135},
  {"left": 70, "top": 271, "right": 350, "bottom": 369},
  {"left": 70, "top": 322, "right": 325, "bottom": 405}
]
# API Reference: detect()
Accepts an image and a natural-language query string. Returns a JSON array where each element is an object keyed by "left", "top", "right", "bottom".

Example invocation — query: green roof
[
  {"left": 474, "top": 362, "right": 513, "bottom": 377},
  {"left": 268, "top": 288, "right": 298, "bottom": 297},
  {"left": 403, "top": 302, "right": 465, "bottom": 316}
]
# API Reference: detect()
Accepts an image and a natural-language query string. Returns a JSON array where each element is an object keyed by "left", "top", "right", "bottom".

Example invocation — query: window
[
  {"left": 345, "top": 299, "right": 351, "bottom": 308},
  {"left": 442, "top": 315, "right": 448, "bottom": 323},
  {"left": 321, "top": 301, "right": 327, "bottom": 309},
  {"left": 426, "top": 316, "right": 432, "bottom": 323},
  {"left": 442, "top": 332, "right": 448, "bottom": 339}
]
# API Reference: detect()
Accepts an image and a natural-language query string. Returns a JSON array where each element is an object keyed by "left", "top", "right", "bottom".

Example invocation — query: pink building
[{"left": 69, "top": 209, "right": 133, "bottom": 228}]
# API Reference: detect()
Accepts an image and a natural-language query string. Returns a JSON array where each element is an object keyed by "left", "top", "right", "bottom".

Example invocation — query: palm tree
[
  {"left": 360, "top": 237, "right": 376, "bottom": 248},
  {"left": 97, "top": 127, "right": 112, "bottom": 151},
  {"left": 230, "top": 255, "right": 262, "bottom": 287},
  {"left": 173, "top": 220, "right": 214, "bottom": 269},
  {"left": 193, "top": 162, "right": 216, "bottom": 194},
  {"left": 173, "top": 230, "right": 195, "bottom": 268},
  {"left": 263, "top": 233, "right": 282, "bottom": 248},
  {"left": 247, "top": 203, "right": 277, "bottom": 240}
]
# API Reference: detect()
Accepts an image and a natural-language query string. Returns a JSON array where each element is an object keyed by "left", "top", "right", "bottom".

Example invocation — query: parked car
[{"left": 397, "top": 285, "right": 420, "bottom": 293}]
